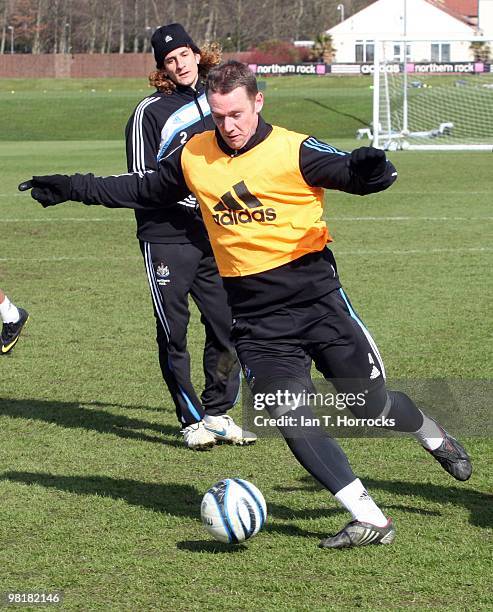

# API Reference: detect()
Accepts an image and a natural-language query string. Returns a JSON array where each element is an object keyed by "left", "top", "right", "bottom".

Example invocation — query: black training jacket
[{"left": 125, "top": 81, "right": 214, "bottom": 243}]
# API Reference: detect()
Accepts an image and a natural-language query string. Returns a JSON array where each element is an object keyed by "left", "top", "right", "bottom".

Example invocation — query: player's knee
[
  {"left": 347, "top": 384, "right": 389, "bottom": 419},
  {"left": 156, "top": 326, "right": 168, "bottom": 346},
  {"left": 216, "top": 350, "right": 241, "bottom": 381}
]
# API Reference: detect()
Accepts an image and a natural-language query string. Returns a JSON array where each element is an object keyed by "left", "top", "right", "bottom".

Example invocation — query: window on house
[
  {"left": 355, "top": 40, "right": 374, "bottom": 62},
  {"left": 431, "top": 43, "right": 451, "bottom": 62},
  {"left": 393, "top": 43, "right": 412, "bottom": 62},
  {"left": 355, "top": 42, "right": 363, "bottom": 62}
]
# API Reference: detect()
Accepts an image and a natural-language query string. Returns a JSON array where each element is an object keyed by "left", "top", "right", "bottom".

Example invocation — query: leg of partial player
[
  {"left": 0, "top": 288, "right": 29, "bottom": 355},
  {"left": 189, "top": 242, "right": 255, "bottom": 446},
  {"left": 140, "top": 241, "right": 215, "bottom": 450}
]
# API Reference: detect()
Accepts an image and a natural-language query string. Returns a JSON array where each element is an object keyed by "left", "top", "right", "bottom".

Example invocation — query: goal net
[{"left": 370, "top": 39, "right": 493, "bottom": 150}]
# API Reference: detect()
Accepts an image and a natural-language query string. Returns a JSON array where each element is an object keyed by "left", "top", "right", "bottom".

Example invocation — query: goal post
[{"left": 371, "top": 38, "right": 493, "bottom": 151}]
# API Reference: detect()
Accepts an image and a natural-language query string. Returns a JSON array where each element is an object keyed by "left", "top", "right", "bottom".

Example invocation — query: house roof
[
  {"left": 444, "top": 0, "right": 477, "bottom": 16},
  {"left": 328, "top": 0, "right": 478, "bottom": 36},
  {"left": 425, "top": 0, "right": 478, "bottom": 23}
]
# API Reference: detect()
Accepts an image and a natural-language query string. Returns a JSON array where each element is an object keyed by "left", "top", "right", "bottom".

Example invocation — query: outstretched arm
[
  {"left": 19, "top": 148, "right": 190, "bottom": 211},
  {"left": 300, "top": 139, "right": 397, "bottom": 195}
]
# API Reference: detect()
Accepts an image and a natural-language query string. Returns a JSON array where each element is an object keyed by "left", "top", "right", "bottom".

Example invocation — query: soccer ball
[{"left": 200, "top": 478, "right": 267, "bottom": 544}]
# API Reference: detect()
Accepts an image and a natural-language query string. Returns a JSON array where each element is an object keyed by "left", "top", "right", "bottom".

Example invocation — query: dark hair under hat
[{"left": 151, "top": 23, "right": 200, "bottom": 69}]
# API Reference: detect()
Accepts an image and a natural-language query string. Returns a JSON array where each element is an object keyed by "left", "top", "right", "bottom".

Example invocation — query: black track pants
[{"left": 141, "top": 240, "right": 240, "bottom": 425}]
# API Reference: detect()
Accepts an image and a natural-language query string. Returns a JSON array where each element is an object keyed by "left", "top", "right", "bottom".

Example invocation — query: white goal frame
[{"left": 371, "top": 38, "right": 493, "bottom": 151}]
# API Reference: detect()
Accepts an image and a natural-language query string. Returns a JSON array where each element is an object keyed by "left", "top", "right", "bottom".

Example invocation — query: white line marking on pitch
[
  {"left": 0, "top": 256, "right": 140, "bottom": 262},
  {"left": 335, "top": 247, "right": 492, "bottom": 255},
  {"left": 2, "top": 190, "right": 491, "bottom": 197},
  {"left": 1, "top": 216, "right": 492, "bottom": 223},
  {"left": 1, "top": 218, "right": 132, "bottom": 222},
  {"left": 331, "top": 217, "right": 493, "bottom": 221},
  {"left": 1, "top": 247, "right": 491, "bottom": 263}
]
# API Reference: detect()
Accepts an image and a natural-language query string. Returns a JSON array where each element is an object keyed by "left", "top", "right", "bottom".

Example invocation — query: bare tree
[
  {"left": 131, "top": 0, "right": 139, "bottom": 52},
  {"left": 294, "top": 0, "right": 305, "bottom": 40},
  {"left": 204, "top": 0, "right": 218, "bottom": 43},
  {"left": 118, "top": 0, "right": 124, "bottom": 53},
  {"left": 0, "top": 0, "right": 9, "bottom": 54},
  {"left": 150, "top": 0, "right": 163, "bottom": 28},
  {"left": 32, "top": 0, "right": 45, "bottom": 54},
  {"left": 101, "top": 14, "right": 113, "bottom": 53},
  {"left": 183, "top": 0, "right": 191, "bottom": 32},
  {"left": 87, "top": 0, "right": 98, "bottom": 53}
]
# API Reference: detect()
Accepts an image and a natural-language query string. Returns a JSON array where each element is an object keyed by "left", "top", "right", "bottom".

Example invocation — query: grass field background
[{"left": 0, "top": 77, "right": 492, "bottom": 610}]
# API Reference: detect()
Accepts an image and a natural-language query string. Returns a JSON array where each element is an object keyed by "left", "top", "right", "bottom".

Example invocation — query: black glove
[
  {"left": 18, "top": 175, "right": 71, "bottom": 207},
  {"left": 349, "top": 147, "right": 387, "bottom": 179}
]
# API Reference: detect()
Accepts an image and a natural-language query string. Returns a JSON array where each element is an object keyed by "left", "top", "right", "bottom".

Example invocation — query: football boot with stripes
[
  {"left": 181, "top": 421, "right": 216, "bottom": 450},
  {"left": 204, "top": 415, "right": 257, "bottom": 446},
  {"left": 425, "top": 430, "right": 472, "bottom": 481},
  {"left": 1, "top": 308, "right": 29, "bottom": 355},
  {"left": 319, "top": 518, "right": 395, "bottom": 549}
]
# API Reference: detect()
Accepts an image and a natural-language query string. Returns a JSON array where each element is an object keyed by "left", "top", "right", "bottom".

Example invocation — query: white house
[
  {"left": 479, "top": 0, "right": 493, "bottom": 38},
  {"left": 327, "top": 0, "right": 492, "bottom": 63}
]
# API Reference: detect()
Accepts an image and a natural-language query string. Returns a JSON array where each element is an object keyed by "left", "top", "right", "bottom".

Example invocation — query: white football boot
[
  {"left": 204, "top": 414, "right": 257, "bottom": 446},
  {"left": 181, "top": 421, "right": 216, "bottom": 450}
]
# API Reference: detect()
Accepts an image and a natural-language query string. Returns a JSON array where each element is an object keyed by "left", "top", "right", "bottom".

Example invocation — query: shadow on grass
[
  {"left": 0, "top": 471, "right": 202, "bottom": 516},
  {"left": 303, "top": 98, "right": 369, "bottom": 129},
  {"left": 0, "top": 471, "right": 329, "bottom": 540},
  {"left": 266, "top": 500, "right": 438, "bottom": 521},
  {"left": 274, "top": 474, "right": 493, "bottom": 528},
  {"left": 83, "top": 400, "right": 174, "bottom": 414},
  {"left": 176, "top": 521, "right": 328, "bottom": 550},
  {"left": 0, "top": 398, "right": 182, "bottom": 447},
  {"left": 263, "top": 522, "right": 327, "bottom": 538},
  {"left": 176, "top": 540, "right": 248, "bottom": 554}
]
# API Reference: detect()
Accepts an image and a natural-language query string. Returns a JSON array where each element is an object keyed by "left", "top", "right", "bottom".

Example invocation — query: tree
[
  {"left": 309, "top": 33, "right": 336, "bottom": 62},
  {"left": 470, "top": 41, "right": 491, "bottom": 62}
]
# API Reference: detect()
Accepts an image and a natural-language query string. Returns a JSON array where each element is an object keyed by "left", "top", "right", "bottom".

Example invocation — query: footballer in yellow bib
[{"left": 21, "top": 60, "right": 471, "bottom": 551}]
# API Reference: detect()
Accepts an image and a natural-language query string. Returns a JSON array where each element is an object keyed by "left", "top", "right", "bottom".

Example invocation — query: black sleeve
[
  {"left": 125, "top": 98, "right": 160, "bottom": 173},
  {"left": 300, "top": 136, "right": 397, "bottom": 195},
  {"left": 70, "top": 149, "right": 190, "bottom": 211}
]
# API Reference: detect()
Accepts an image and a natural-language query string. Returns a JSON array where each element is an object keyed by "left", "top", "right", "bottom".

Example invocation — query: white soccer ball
[{"left": 200, "top": 478, "right": 267, "bottom": 544}]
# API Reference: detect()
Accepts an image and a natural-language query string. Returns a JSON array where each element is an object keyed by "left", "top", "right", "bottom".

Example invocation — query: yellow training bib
[{"left": 181, "top": 126, "right": 331, "bottom": 277}]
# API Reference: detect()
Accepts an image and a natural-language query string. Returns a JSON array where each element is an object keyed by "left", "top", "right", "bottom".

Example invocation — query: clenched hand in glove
[
  {"left": 349, "top": 147, "right": 387, "bottom": 179},
  {"left": 18, "top": 175, "right": 71, "bottom": 207}
]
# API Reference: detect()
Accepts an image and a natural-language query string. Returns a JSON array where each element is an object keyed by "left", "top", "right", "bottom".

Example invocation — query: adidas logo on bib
[{"left": 212, "top": 180, "right": 277, "bottom": 226}]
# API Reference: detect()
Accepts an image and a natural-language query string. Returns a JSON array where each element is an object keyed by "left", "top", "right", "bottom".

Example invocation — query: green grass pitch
[{"left": 0, "top": 77, "right": 492, "bottom": 610}]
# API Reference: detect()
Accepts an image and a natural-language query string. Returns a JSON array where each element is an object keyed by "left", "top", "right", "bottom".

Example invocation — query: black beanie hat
[{"left": 151, "top": 23, "right": 200, "bottom": 69}]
